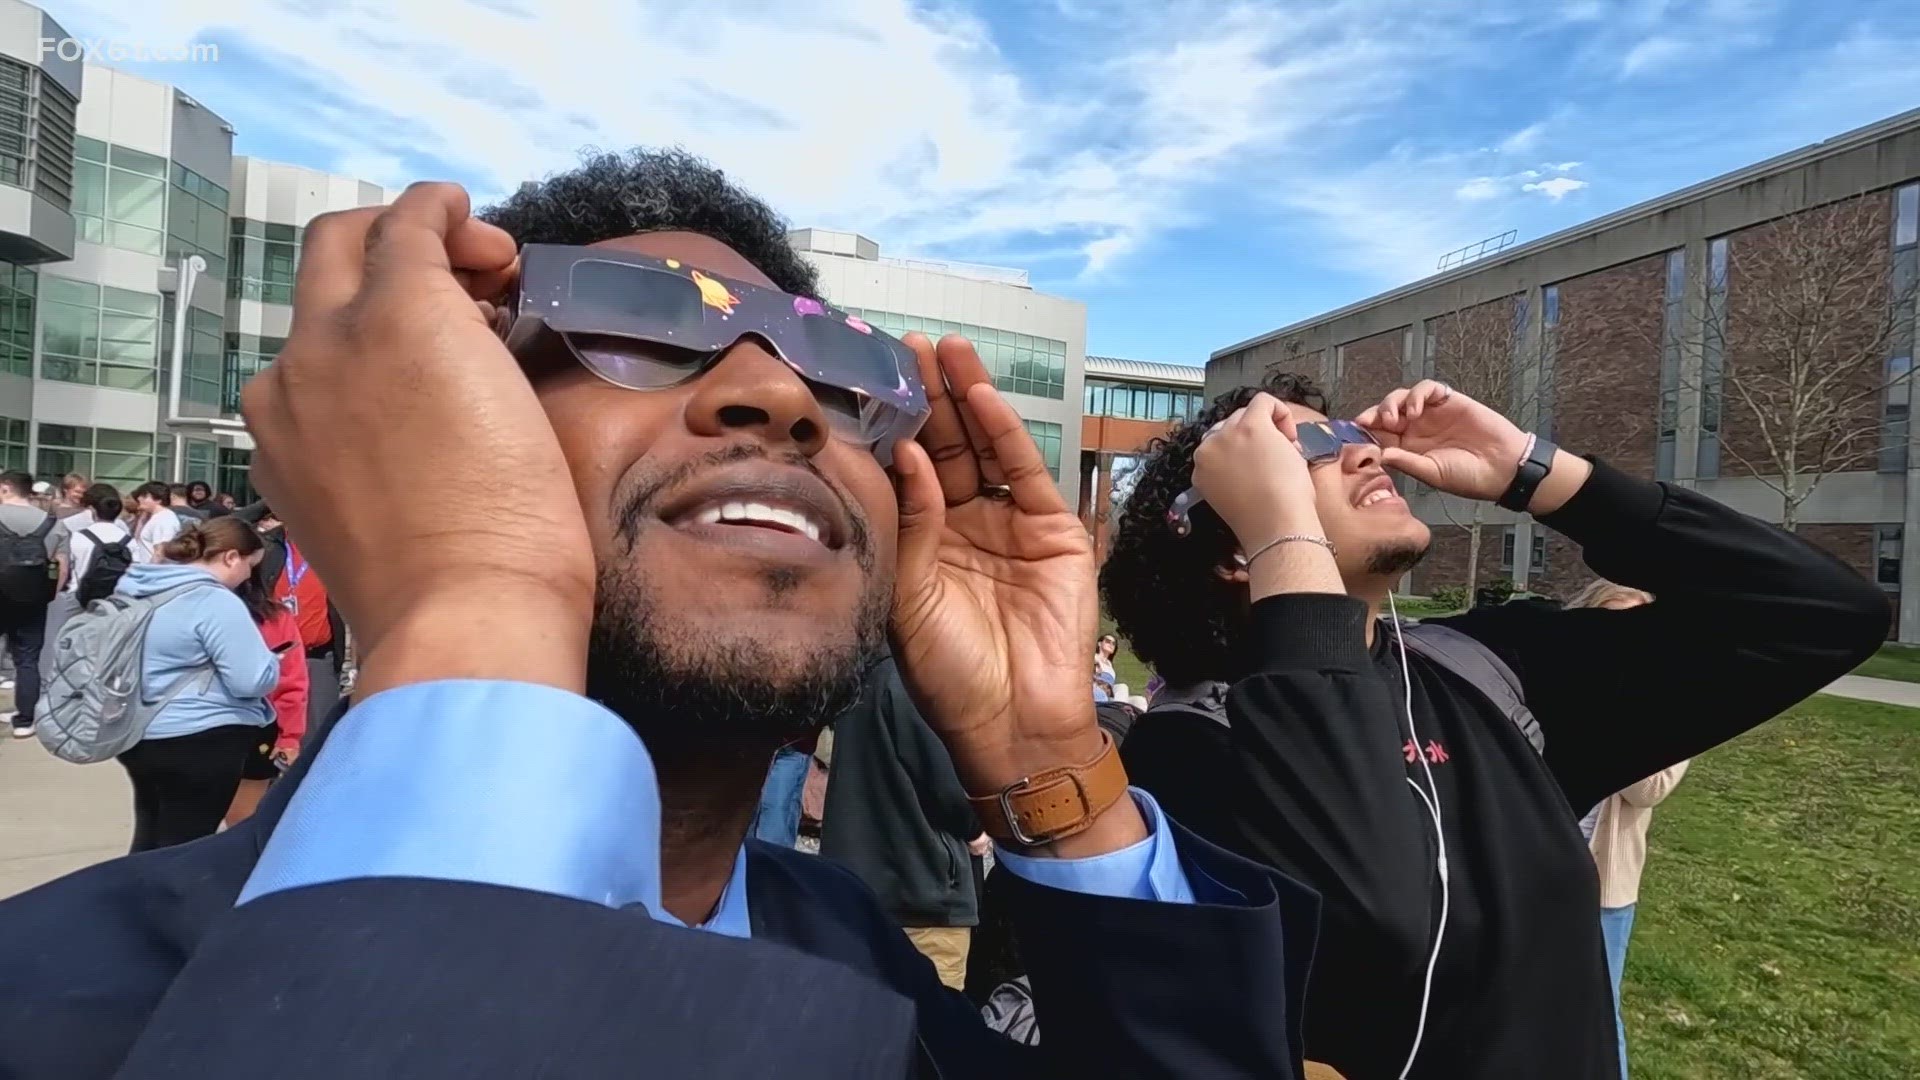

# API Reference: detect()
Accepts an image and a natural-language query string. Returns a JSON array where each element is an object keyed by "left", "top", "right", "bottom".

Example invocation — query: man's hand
[
  {"left": 1357, "top": 380, "right": 1591, "bottom": 513},
  {"left": 1356, "top": 380, "right": 1534, "bottom": 501},
  {"left": 1192, "top": 392, "right": 1322, "bottom": 549},
  {"left": 241, "top": 182, "right": 595, "bottom": 699},
  {"left": 889, "top": 334, "right": 1146, "bottom": 858}
]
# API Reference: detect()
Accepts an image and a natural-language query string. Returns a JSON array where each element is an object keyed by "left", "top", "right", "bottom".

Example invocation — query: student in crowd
[
  {"left": 1094, "top": 633, "right": 1118, "bottom": 687},
  {"left": 819, "top": 650, "right": 984, "bottom": 990},
  {"left": 129, "top": 481, "right": 183, "bottom": 562},
  {"left": 240, "top": 503, "right": 346, "bottom": 734},
  {"left": 187, "top": 480, "right": 221, "bottom": 518},
  {"left": 1102, "top": 372, "right": 1887, "bottom": 1079},
  {"left": 1572, "top": 579, "right": 1688, "bottom": 1080},
  {"left": 169, "top": 483, "right": 207, "bottom": 523},
  {"left": 113, "top": 518, "right": 281, "bottom": 853},
  {"left": 0, "top": 470, "right": 62, "bottom": 738},
  {"left": 0, "top": 163, "right": 1316, "bottom": 1079},
  {"left": 214, "top": 491, "right": 238, "bottom": 513},
  {"left": 42, "top": 484, "right": 134, "bottom": 679},
  {"left": 55, "top": 473, "right": 91, "bottom": 521},
  {"left": 223, "top": 562, "right": 309, "bottom": 828}
]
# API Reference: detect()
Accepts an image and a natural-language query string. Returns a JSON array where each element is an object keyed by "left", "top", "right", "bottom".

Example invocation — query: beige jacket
[{"left": 1588, "top": 760, "right": 1690, "bottom": 909}]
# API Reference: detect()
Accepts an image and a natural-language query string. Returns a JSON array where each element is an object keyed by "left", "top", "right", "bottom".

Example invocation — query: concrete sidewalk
[
  {"left": 1819, "top": 673, "right": 1920, "bottom": 709},
  {"left": 0, "top": 728, "right": 130, "bottom": 899}
]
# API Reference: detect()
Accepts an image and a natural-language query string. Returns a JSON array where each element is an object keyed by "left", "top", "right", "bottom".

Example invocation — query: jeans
[
  {"left": 0, "top": 602, "right": 45, "bottom": 727},
  {"left": 751, "top": 746, "right": 813, "bottom": 848},
  {"left": 1600, "top": 903, "right": 1636, "bottom": 1080}
]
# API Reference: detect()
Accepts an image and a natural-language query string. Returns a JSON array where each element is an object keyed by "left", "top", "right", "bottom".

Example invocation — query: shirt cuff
[
  {"left": 992, "top": 788, "right": 1196, "bottom": 903},
  {"left": 238, "top": 680, "right": 662, "bottom": 912}
]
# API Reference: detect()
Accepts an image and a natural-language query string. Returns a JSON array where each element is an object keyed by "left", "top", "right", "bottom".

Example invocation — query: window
[
  {"left": 0, "top": 416, "right": 24, "bottom": 471},
  {"left": 1499, "top": 526, "right": 1545, "bottom": 574},
  {"left": 224, "top": 333, "right": 283, "bottom": 414},
  {"left": 34, "top": 424, "right": 161, "bottom": 493},
  {"left": 169, "top": 162, "right": 229, "bottom": 282},
  {"left": 1022, "top": 419, "right": 1063, "bottom": 480},
  {"left": 1656, "top": 249, "right": 1686, "bottom": 480},
  {"left": 1697, "top": 237, "right": 1730, "bottom": 478},
  {"left": 229, "top": 219, "right": 301, "bottom": 304},
  {"left": 841, "top": 308, "right": 1068, "bottom": 400},
  {"left": 1535, "top": 287, "right": 1558, "bottom": 439},
  {"left": 218, "top": 446, "right": 256, "bottom": 504},
  {"left": 0, "top": 261, "right": 33, "bottom": 377},
  {"left": 40, "top": 277, "right": 163, "bottom": 390},
  {"left": 0, "top": 56, "right": 77, "bottom": 210},
  {"left": 184, "top": 439, "right": 218, "bottom": 484},
  {"left": 1081, "top": 377, "right": 1203, "bottom": 421},
  {"left": 1876, "top": 525, "right": 1902, "bottom": 589},
  {"left": 71, "top": 138, "right": 175, "bottom": 256},
  {"left": 1885, "top": 183, "right": 1919, "bottom": 473}
]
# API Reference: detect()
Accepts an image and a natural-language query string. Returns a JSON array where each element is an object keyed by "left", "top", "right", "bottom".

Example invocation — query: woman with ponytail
[{"left": 114, "top": 517, "right": 282, "bottom": 852}]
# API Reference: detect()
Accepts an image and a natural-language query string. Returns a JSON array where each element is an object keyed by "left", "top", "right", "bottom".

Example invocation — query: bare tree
[
  {"left": 1422, "top": 296, "right": 1639, "bottom": 597},
  {"left": 1693, "top": 196, "right": 1918, "bottom": 529},
  {"left": 1421, "top": 298, "right": 1525, "bottom": 599}
]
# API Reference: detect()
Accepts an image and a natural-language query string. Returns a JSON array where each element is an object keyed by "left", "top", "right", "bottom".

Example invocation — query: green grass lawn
[
  {"left": 1626, "top": 695, "right": 1920, "bottom": 1079},
  {"left": 1855, "top": 643, "right": 1920, "bottom": 684}
]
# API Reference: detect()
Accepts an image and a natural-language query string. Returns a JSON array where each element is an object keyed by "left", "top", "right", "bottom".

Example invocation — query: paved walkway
[
  {"left": 1818, "top": 673, "right": 1920, "bottom": 709},
  {"left": 0, "top": 727, "right": 130, "bottom": 900}
]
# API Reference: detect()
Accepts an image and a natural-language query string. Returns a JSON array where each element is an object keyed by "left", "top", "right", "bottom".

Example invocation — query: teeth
[
  {"left": 1361, "top": 488, "right": 1395, "bottom": 507},
  {"left": 709, "top": 501, "right": 824, "bottom": 543}
]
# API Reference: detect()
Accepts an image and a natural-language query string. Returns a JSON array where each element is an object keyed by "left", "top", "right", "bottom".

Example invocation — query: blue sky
[{"left": 54, "top": 0, "right": 1920, "bottom": 366}]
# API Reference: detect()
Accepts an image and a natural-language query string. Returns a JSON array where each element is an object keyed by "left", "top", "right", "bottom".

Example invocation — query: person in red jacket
[{"left": 224, "top": 566, "right": 309, "bottom": 827}]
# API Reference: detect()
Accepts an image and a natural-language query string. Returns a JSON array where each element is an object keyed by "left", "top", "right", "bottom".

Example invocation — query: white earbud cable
[{"left": 1389, "top": 593, "right": 1449, "bottom": 1080}]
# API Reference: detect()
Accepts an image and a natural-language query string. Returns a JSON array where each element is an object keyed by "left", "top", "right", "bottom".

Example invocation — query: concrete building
[
  {"left": 1078, "top": 355, "right": 1205, "bottom": 563},
  {"left": 1209, "top": 107, "right": 1920, "bottom": 640},
  {"left": 790, "top": 228, "right": 1087, "bottom": 507},
  {"left": 0, "top": 1, "right": 386, "bottom": 503}
]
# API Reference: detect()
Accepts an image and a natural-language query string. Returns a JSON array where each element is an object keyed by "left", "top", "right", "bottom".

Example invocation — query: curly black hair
[
  {"left": 479, "top": 147, "right": 820, "bottom": 298},
  {"left": 1099, "top": 371, "right": 1331, "bottom": 689}
]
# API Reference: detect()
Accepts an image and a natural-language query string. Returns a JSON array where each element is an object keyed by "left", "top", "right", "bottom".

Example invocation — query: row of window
[
  {"left": 1082, "top": 377, "right": 1205, "bottom": 423},
  {"left": 224, "top": 333, "right": 284, "bottom": 412},
  {"left": 229, "top": 220, "right": 302, "bottom": 304},
  {"left": 1883, "top": 184, "right": 1919, "bottom": 473},
  {"left": 840, "top": 307, "right": 1068, "bottom": 401},
  {"left": 0, "top": 416, "right": 256, "bottom": 502}
]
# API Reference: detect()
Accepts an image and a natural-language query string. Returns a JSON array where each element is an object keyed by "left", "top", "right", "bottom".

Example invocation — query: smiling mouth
[
  {"left": 1357, "top": 484, "right": 1401, "bottom": 509},
  {"left": 682, "top": 500, "right": 826, "bottom": 545}
]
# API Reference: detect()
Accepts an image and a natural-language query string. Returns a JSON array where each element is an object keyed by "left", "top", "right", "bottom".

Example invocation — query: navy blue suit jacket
[{"left": 0, "top": 711, "right": 1320, "bottom": 1079}]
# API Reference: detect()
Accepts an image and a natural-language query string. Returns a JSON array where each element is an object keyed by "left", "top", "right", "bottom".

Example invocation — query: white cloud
[
  {"left": 1620, "top": 34, "right": 1687, "bottom": 75},
  {"left": 1455, "top": 177, "right": 1506, "bottom": 201},
  {"left": 1522, "top": 176, "right": 1589, "bottom": 199},
  {"left": 1547, "top": 160, "right": 1583, "bottom": 172},
  {"left": 1498, "top": 121, "right": 1548, "bottom": 154},
  {"left": 56, "top": 0, "right": 1443, "bottom": 283}
]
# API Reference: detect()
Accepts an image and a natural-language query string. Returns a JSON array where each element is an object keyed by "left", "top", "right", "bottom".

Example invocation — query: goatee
[
  {"left": 585, "top": 566, "right": 889, "bottom": 767},
  {"left": 1365, "top": 541, "right": 1428, "bottom": 578}
]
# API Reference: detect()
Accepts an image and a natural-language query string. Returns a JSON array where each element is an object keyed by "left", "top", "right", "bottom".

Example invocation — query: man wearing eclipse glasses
[
  {"left": 0, "top": 149, "right": 1319, "bottom": 1079},
  {"left": 1101, "top": 370, "right": 1887, "bottom": 1078}
]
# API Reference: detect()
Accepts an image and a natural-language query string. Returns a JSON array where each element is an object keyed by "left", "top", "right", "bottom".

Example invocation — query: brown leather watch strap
[{"left": 968, "top": 730, "right": 1130, "bottom": 847}]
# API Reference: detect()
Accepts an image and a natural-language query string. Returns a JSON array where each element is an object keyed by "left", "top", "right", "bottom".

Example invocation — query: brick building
[
  {"left": 1078, "top": 355, "right": 1206, "bottom": 563},
  {"left": 1208, "top": 108, "right": 1920, "bottom": 640}
]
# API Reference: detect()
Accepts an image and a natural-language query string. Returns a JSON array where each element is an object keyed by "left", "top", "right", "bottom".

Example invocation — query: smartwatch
[{"left": 1497, "top": 435, "right": 1557, "bottom": 512}]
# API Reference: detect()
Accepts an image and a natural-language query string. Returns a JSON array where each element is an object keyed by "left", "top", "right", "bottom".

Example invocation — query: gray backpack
[{"left": 35, "top": 579, "right": 221, "bottom": 764}]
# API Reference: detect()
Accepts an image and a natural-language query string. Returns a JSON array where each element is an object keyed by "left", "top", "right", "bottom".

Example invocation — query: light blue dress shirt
[{"left": 240, "top": 681, "right": 1196, "bottom": 928}]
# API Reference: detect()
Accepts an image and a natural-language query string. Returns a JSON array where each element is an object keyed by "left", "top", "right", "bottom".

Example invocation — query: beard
[{"left": 1364, "top": 539, "right": 1429, "bottom": 577}]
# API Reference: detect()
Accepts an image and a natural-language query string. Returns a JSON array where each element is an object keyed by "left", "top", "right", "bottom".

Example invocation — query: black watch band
[{"left": 1496, "top": 436, "right": 1557, "bottom": 512}]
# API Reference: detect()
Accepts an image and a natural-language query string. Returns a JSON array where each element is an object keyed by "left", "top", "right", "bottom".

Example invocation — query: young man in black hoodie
[{"left": 1102, "top": 372, "right": 1888, "bottom": 1079}]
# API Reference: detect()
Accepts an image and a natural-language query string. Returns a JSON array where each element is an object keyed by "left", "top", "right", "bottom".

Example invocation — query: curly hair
[
  {"left": 478, "top": 147, "right": 820, "bottom": 298},
  {"left": 1099, "top": 371, "right": 1331, "bottom": 689}
]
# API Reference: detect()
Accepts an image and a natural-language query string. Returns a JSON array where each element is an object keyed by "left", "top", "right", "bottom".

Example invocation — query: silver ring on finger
[{"left": 979, "top": 483, "right": 1014, "bottom": 500}]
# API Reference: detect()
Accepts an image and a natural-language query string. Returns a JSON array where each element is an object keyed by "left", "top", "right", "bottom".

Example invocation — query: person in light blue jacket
[{"left": 114, "top": 516, "right": 282, "bottom": 853}]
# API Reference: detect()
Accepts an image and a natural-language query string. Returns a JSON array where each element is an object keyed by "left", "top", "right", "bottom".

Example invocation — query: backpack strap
[
  {"left": 28, "top": 515, "right": 54, "bottom": 540},
  {"left": 1400, "top": 622, "right": 1543, "bottom": 755}
]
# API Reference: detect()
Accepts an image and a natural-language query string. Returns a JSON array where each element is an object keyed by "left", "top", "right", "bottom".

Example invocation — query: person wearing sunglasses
[
  {"left": 0, "top": 151, "right": 1319, "bottom": 1079},
  {"left": 1100, "top": 370, "right": 1886, "bottom": 1079}
]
